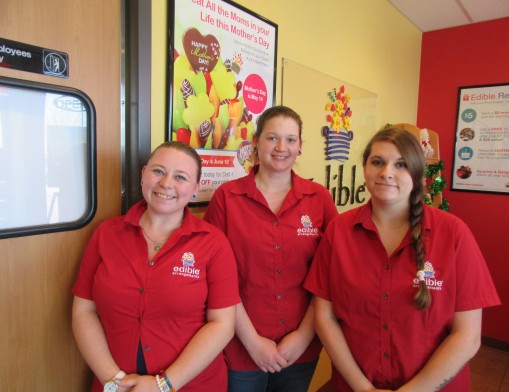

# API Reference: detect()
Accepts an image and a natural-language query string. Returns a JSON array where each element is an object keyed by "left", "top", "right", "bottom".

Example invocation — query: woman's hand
[
  {"left": 276, "top": 329, "right": 309, "bottom": 366},
  {"left": 234, "top": 303, "right": 288, "bottom": 372},
  {"left": 277, "top": 298, "right": 316, "bottom": 366},
  {"left": 246, "top": 335, "right": 289, "bottom": 373},
  {"left": 118, "top": 374, "right": 158, "bottom": 391}
]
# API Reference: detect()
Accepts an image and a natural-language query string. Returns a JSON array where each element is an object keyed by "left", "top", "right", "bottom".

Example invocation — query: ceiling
[{"left": 387, "top": 0, "right": 509, "bottom": 32}]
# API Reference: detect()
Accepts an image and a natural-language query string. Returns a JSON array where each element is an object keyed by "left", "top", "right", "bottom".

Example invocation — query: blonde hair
[{"left": 148, "top": 141, "right": 202, "bottom": 182}]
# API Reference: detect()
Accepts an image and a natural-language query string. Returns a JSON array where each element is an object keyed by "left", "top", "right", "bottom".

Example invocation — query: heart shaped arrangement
[{"left": 182, "top": 27, "right": 221, "bottom": 73}]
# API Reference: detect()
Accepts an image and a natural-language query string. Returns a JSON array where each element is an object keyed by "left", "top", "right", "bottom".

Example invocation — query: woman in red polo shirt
[
  {"left": 72, "top": 141, "right": 240, "bottom": 392},
  {"left": 204, "top": 105, "right": 338, "bottom": 392},
  {"left": 305, "top": 125, "right": 500, "bottom": 391}
]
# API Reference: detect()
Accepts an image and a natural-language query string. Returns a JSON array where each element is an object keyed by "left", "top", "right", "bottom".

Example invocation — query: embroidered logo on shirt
[
  {"left": 423, "top": 261, "right": 435, "bottom": 278},
  {"left": 172, "top": 252, "right": 201, "bottom": 279},
  {"left": 297, "top": 215, "right": 319, "bottom": 236},
  {"left": 413, "top": 261, "right": 444, "bottom": 290}
]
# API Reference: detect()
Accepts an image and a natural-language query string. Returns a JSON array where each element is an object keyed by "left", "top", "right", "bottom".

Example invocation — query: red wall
[{"left": 418, "top": 17, "right": 509, "bottom": 342}]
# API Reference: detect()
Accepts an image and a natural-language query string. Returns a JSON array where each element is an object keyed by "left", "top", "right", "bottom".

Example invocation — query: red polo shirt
[
  {"left": 72, "top": 201, "right": 240, "bottom": 392},
  {"left": 204, "top": 166, "right": 338, "bottom": 370},
  {"left": 304, "top": 202, "right": 500, "bottom": 391}
]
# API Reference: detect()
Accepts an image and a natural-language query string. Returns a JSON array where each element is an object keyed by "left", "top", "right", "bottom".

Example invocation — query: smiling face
[
  {"left": 253, "top": 115, "right": 302, "bottom": 174},
  {"left": 141, "top": 147, "right": 200, "bottom": 216},
  {"left": 363, "top": 141, "right": 414, "bottom": 207}
]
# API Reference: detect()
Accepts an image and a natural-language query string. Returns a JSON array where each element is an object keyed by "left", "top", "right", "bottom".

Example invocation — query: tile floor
[
  {"left": 317, "top": 345, "right": 509, "bottom": 391},
  {"left": 470, "top": 346, "right": 509, "bottom": 392}
]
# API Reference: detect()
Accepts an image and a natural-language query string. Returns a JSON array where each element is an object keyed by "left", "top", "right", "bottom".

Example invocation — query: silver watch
[{"left": 103, "top": 370, "right": 126, "bottom": 392}]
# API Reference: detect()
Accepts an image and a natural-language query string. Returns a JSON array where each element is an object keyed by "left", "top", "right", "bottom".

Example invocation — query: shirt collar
[
  {"left": 354, "top": 200, "right": 377, "bottom": 231},
  {"left": 354, "top": 200, "right": 432, "bottom": 235},
  {"left": 230, "top": 165, "right": 319, "bottom": 199},
  {"left": 420, "top": 204, "right": 432, "bottom": 235},
  {"left": 122, "top": 199, "right": 211, "bottom": 235}
]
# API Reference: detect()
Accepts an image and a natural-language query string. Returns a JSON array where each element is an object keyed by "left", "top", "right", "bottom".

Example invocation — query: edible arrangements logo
[
  {"left": 413, "top": 261, "right": 444, "bottom": 291},
  {"left": 463, "top": 92, "right": 508, "bottom": 102},
  {"left": 173, "top": 252, "right": 201, "bottom": 279},
  {"left": 297, "top": 215, "right": 319, "bottom": 237}
]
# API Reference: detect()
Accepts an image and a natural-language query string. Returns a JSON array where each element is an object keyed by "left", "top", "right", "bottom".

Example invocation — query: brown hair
[
  {"left": 363, "top": 126, "right": 430, "bottom": 309},
  {"left": 148, "top": 141, "right": 202, "bottom": 182},
  {"left": 254, "top": 105, "right": 303, "bottom": 140},
  {"left": 252, "top": 106, "right": 303, "bottom": 162}
]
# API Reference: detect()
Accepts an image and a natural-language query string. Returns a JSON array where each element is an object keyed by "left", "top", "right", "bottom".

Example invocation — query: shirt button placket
[
  {"left": 274, "top": 218, "right": 284, "bottom": 333},
  {"left": 381, "top": 260, "right": 392, "bottom": 383}
]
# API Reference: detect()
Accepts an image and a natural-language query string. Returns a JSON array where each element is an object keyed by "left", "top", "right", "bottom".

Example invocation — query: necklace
[{"left": 140, "top": 225, "right": 163, "bottom": 252}]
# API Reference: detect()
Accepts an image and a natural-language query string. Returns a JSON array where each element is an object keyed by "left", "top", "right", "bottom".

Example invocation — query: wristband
[{"left": 164, "top": 375, "right": 177, "bottom": 392}]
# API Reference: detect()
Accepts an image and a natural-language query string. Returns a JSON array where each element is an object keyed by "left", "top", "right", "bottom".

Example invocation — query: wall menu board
[
  {"left": 452, "top": 83, "right": 509, "bottom": 194},
  {"left": 168, "top": 0, "right": 277, "bottom": 204}
]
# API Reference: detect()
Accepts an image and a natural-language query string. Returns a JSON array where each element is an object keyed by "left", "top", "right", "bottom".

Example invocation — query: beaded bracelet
[
  {"left": 155, "top": 375, "right": 168, "bottom": 392},
  {"left": 155, "top": 374, "right": 176, "bottom": 392}
]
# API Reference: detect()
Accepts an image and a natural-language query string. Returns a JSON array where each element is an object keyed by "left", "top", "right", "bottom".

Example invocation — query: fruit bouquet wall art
[{"left": 168, "top": 0, "right": 277, "bottom": 203}]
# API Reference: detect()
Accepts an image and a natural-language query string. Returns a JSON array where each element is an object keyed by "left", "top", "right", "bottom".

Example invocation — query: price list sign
[{"left": 452, "top": 83, "right": 509, "bottom": 194}]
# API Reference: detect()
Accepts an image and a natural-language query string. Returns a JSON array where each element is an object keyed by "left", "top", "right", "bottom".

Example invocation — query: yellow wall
[
  {"left": 151, "top": 0, "right": 422, "bottom": 389},
  {"left": 152, "top": 0, "right": 422, "bottom": 146},
  {"left": 152, "top": 0, "right": 169, "bottom": 148}
]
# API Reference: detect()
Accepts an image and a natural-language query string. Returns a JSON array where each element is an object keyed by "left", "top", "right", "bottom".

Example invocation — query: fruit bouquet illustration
[
  {"left": 168, "top": 0, "right": 277, "bottom": 203},
  {"left": 171, "top": 27, "right": 256, "bottom": 167}
]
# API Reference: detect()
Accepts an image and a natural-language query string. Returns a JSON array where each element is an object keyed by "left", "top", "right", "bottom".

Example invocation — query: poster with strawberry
[{"left": 169, "top": 0, "right": 277, "bottom": 203}]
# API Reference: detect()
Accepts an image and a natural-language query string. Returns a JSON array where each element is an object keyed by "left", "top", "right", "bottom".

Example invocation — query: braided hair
[{"left": 363, "top": 126, "right": 430, "bottom": 309}]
